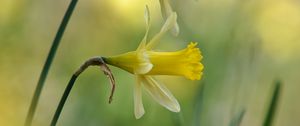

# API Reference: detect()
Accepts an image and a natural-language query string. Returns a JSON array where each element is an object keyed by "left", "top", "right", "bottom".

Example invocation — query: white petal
[
  {"left": 134, "top": 50, "right": 153, "bottom": 74},
  {"left": 144, "top": 5, "right": 151, "bottom": 28},
  {"left": 171, "top": 22, "right": 180, "bottom": 36},
  {"left": 141, "top": 76, "right": 180, "bottom": 112},
  {"left": 137, "top": 5, "right": 151, "bottom": 51},
  {"left": 159, "top": 0, "right": 173, "bottom": 19},
  {"left": 134, "top": 75, "right": 145, "bottom": 119},
  {"left": 160, "top": 12, "right": 177, "bottom": 34},
  {"left": 146, "top": 12, "right": 177, "bottom": 50},
  {"left": 134, "top": 62, "right": 153, "bottom": 74},
  {"left": 137, "top": 32, "right": 147, "bottom": 51},
  {"left": 159, "top": 0, "right": 180, "bottom": 36}
]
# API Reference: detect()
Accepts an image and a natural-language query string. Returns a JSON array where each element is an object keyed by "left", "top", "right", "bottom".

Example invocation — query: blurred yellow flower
[{"left": 105, "top": 9, "right": 203, "bottom": 119}]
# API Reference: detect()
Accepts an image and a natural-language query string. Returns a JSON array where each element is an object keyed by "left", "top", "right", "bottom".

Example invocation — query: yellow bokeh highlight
[
  {"left": 0, "top": 0, "right": 14, "bottom": 21},
  {"left": 257, "top": 0, "right": 300, "bottom": 61}
]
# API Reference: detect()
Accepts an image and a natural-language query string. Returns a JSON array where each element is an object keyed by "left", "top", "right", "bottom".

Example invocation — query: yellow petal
[
  {"left": 146, "top": 42, "right": 203, "bottom": 80},
  {"left": 134, "top": 75, "right": 145, "bottom": 119},
  {"left": 140, "top": 76, "right": 180, "bottom": 112}
]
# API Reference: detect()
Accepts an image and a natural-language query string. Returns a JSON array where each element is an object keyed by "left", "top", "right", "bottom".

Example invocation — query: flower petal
[
  {"left": 171, "top": 23, "right": 180, "bottom": 36},
  {"left": 140, "top": 76, "right": 180, "bottom": 112},
  {"left": 137, "top": 5, "right": 151, "bottom": 51},
  {"left": 134, "top": 75, "right": 145, "bottom": 119},
  {"left": 144, "top": 5, "right": 151, "bottom": 28},
  {"left": 134, "top": 50, "right": 153, "bottom": 74},
  {"left": 160, "top": 12, "right": 177, "bottom": 33},
  {"left": 146, "top": 12, "right": 177, "bottom": 50},
  {"left": 159, "top": 0, "right": 180, "bottom": 36}
]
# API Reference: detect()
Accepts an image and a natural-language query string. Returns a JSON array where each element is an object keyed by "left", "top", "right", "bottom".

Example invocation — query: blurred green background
[{"left": 1, "top": 0, "right": 300, "bottom": 125}]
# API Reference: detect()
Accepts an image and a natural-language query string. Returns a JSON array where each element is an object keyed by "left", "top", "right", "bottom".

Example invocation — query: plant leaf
[{"left": 263, "top": 80, "right": 282, "bottom": 126}]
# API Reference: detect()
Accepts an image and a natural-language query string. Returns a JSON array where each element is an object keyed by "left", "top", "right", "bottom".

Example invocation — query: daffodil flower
[{"left": 104, "top": 7, "right": 203, "bottom": 119}]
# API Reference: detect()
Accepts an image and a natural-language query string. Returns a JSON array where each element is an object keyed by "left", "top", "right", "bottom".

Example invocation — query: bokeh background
[{"left": 1, "top": 0, "right": 300, "bottom": 125}]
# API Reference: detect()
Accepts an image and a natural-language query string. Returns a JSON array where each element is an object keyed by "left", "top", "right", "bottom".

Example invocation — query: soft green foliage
[
  {"left": 229, "top": 108, "right": 245, "bottom": 126},
  {"left": 263, "top": 81, "right": 281, "bottom": 126}
]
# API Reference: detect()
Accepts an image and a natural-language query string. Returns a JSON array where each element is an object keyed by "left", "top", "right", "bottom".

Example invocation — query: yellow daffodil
[{"left": 104, "top": 8, "right": 203, "bottom": 119}]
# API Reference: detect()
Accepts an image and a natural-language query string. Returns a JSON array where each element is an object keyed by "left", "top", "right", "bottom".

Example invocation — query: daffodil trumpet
[
  {"left": 104, "top": 8, "right": 203, "bottom": 119},
  {"left": 103, "top": 42, "right": 203, "bottom": 80}
]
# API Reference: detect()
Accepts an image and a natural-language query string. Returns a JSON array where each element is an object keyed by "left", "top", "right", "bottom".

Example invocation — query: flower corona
[{"left": 105, "top": 42, "right": 203, "bottom": 80}]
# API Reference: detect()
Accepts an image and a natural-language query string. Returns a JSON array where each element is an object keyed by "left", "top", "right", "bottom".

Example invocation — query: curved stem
[
  {"left": 50, "top": 57, "right": 115, "bottom": 126},
  {"left": 51, "top": 75, "right": 78, "bottom": 126},
  {"left": 25, "top": 0, "right": 78, "bottom": 125}
]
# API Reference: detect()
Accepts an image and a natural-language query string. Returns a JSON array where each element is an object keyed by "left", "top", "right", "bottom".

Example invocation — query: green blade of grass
[
  {"left": 170, "top": 112, "right": 185, "bottom": 126},
  {"left": 170, "top": 83, "right": 206, "bottom": 126},
  {"left": 263, "top": 80, "right": 282, "bottom": 126},
  {"left": 229, "top": 108, "right": 246, "bottom": 126},
  {"left": 25, "top": 0, "right": 78, "bottom": 125},
  {"left": 193, "top": 82, "right": 205, "bottom": 126}
]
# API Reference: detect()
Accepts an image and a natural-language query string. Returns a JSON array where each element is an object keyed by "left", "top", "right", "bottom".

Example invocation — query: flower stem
[
  {"left": 51, "top": 74, "right": 78, "bottom": 126},
  {"left": 171, "top": 112, "right": 184, "bottom": 126},
  {"left": 25, "top": 0, "right": 78, "bottom": 125},
  {"left": 50, "top": 57, "right": 115, "bottom": 126}
]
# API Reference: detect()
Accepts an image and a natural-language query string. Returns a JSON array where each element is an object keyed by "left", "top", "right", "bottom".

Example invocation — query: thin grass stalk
[
  {"left": 263, "top": 80, "right": 281, "bottom": 126},
  {"left": 193, "top": 82, "right": 205, "bottom": 126},
  {"left": 25, "top": 0, "right": 78, "bottom": 125},
  {"left": 229, "top": 108, "right": 245, "bottom": 126},
  {"left": 171, "top": 112, "right": 185, "bottom": 126}
]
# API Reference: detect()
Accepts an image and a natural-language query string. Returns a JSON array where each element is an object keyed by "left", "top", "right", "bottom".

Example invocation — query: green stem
[
  {"left": 193, "top": 82, "right": 205, "bottom": 126},
  {"left": 229, "top": 109, "right": 245, "bottom": 126},
  {"left": 25, "top": 0, "right": 78, "bottom": 125},
  {"left": 50, "top": 57, "right": 115, "bottom": 126},
  {"left": 51, "top": 75, "right": 78, "bottom": 126},
  {"left": 263, "top": 80, "right": 281, "bottom": 126},
  {"left": 171, "top": 112, "right": 184, "bottom": 126}
]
